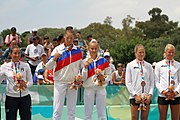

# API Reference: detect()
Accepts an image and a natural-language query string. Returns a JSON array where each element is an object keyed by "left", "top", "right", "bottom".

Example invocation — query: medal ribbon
[
  {"left": 166, "top": 59, "right": 174, "bottom": 86},
  {"left": 136, "top": 60, "right": 145, "bottom": 81},
  {"left": 11, "top": 62, "right": 20, "bottom": 81},
  {"left": 137, "top": 60, "right": 145, "bottom": 93}
]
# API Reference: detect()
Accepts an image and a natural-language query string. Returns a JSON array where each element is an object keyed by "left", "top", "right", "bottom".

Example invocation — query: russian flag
[
  {"left": 54, "top": 48, "right": 82, "bottom": 72},
  {"left": 87, "top": 57, "right": 109, "bottom": 78}
]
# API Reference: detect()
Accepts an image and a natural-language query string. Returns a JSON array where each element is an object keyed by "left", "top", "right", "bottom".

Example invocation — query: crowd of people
[{"left": 0, "top": 26, "right": 179, "bottom": 120}]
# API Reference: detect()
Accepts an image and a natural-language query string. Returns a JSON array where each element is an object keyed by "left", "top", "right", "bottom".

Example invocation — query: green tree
[
  {"left": 111, "top": 37, "right": 147, "bottom": 65},
  {"left": 38, "top": 28, "right": 65, "bottom": 41},
  {"left": 80, "top": 23, "right": 121, "bottom": 50},
  {"left": 0, "top": 29, "right": 11, "bottom": 40},
  {"left": 121, "top": 15, "right": 135, "bottom": 40},
  {"left": 135, "top": 7, "right": 178, "bottom": 39},
  {"left": 103, "top": 16, "right": 112, "bottom": 25}
]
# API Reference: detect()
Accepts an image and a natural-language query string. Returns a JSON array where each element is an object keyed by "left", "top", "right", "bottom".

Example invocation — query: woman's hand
[
  {"left": 19, "top": 80, "right": 27, "bottom": 90},
  {"left": 53, "top": 53, "right": 61, "bottom": 61},
  {"left": 145, "top": 94, "right": 152, "bottom": 104},
  {"left": 134, "top": 95, "right": 141, "bottom": 103},
  {"left": 84, "top": 61, "right": 90, "bottom": 69},
  {"left": 84, "top": 58, "right": 93, "bottom": 69}
]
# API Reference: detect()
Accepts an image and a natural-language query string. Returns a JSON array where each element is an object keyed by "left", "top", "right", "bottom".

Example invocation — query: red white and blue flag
[{"left": 87, "top": 57, "right": 109, "bottom": 78}]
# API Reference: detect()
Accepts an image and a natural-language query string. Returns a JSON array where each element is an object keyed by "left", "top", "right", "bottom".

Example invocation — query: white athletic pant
[
  {"left": 53, "top": 82, "right": 78, "bottom": 120},
  {"left": 84, "top": 87, "right": 107, "bottom": 120}
]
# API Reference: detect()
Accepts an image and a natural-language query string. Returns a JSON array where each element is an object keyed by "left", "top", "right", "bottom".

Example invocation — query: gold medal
[{"left": 87, "top": 58, "right": 93, "bottom": 64}]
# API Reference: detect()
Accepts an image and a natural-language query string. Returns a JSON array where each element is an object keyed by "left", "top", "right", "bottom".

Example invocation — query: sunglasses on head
[{"left": 117, "top": 64, "right": 122, "bottom": 68}]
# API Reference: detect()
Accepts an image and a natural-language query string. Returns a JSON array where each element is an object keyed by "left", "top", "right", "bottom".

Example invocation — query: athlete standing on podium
[{"left": 46, "top": 28, "right": 83, "bottom": 120}]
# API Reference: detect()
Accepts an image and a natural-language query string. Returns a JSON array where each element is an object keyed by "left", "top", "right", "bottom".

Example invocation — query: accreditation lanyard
[
  {"left": 11, "top": 62, "right": 20, "bottom": 82},
  {"left": 137, "top": 60, "right": 145, "bottom": 93},
  {"left": 166, "top": 60, "right": 174, "bottom": 86},
  {"left": 136, "top": 60, "right": 145, "bottom": 81}
]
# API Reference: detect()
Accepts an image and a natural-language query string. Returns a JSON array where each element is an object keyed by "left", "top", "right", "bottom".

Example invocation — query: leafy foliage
[
  {"left": 0, "top": 29, "right": 11, "bottom": 40},
  {"left": 103, "top": 16, "right": 113, "bottom": 25},
  {"left": 136, "top": 7, "right": 178, "bottom": 39}
]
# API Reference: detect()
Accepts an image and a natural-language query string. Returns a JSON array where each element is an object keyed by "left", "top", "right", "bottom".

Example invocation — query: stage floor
[{"left": 1, "top": 104, "right": 172, "bottom": 120}]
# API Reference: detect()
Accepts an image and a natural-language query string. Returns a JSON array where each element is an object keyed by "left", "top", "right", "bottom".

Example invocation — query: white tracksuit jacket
[
  {"left": 46, "top": 43, "right": 83, "bottom": 83},
  {"left": 155, "top": 59, "right": 180, "bottom": 97},
  {"left": 0, "top": 61, "right": 33, "bottom": 97},
  {"left": 125, "top": 59, "right": 154, "bottom": 99}
]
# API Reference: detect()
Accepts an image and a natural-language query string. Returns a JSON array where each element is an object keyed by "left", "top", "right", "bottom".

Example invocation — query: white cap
[
  {"left": 103, "top": 52, "right": 110, "bottom": 57},
  {"left": 32, "top": 28, "right": 37, "bottom": 32},
  {"left": 41, "top": 53, "right": 47, "bottom": 57},
  {"left": 90, "top": 39, "right": 97, "bottom": 42},
  {"left": 37, "top": 75, "right": 44, "bottom": 80}
]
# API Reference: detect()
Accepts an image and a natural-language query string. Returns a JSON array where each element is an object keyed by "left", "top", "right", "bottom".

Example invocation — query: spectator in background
[
  {"left": 103, "top": 52, "right": 116, "bottom": 72},
  {"left": 75, "top": 31, "right": 88, "bottom": 59},
  {"left": 43, "top": 35, "right": 53, "bottom": 58},
  {"left": 155, "top": 44, "right": 180, "bottom": 120},
  {"left": 86, "top": 34, "right": 93, "bottom": 42},
  {"left": 103, "top": 51, "right": 116, "bottom": 85},
  {"left": 5, "top": 27, "right": 22, "bottom": 47},
  {"left": 57, "top": 34, "right": 64, "bottom": 45},
  {"left": 44, "top": 68, "right": 54, "bottom": 84},
  {"left": 33, "top": 53, "right": 47, "bottom": 85},
  {"left": 27, "top": 29, "right": 42, "bottom": 45},
  {"left": 97, "top": 41, "right": 104, "bottom": 57},
  {"left": 25, "top": 36, "right": 45, "bottom": 77},
  {"left": 48, "top": 37, "right": 60, "bottom": 59},
  {"left": 112, "top": 63, "right": 125, "bottom": 86},
  {"left": 52, "top": 38, "right": 59, "bottom": 49},
  {"left": 1, "top": 39, "right": 20, "bottom": 62}
]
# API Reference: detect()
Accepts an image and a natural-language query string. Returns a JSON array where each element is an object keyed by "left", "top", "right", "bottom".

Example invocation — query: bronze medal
[
  {"left": 141, "top": 81, "right": 146, "bottom": 87},
  {"left": 171, "top": 80, "right": 175, "bottom": 85}
]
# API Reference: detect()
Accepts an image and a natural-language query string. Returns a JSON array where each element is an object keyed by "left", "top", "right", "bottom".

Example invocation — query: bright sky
[{"left": 0, "top": 0, "right": 180, "bottom": 33}]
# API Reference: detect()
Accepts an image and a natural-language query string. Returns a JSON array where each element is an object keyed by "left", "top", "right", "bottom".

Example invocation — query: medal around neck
[
  {"left": 87, "top": 57, "right": 93, "bottom": 64},
  {"left": 141, "top": 81, "right": 146, "bottom": 87},
  {"left": 137, "top": 80, "right": 147, "bottom": 111}
]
